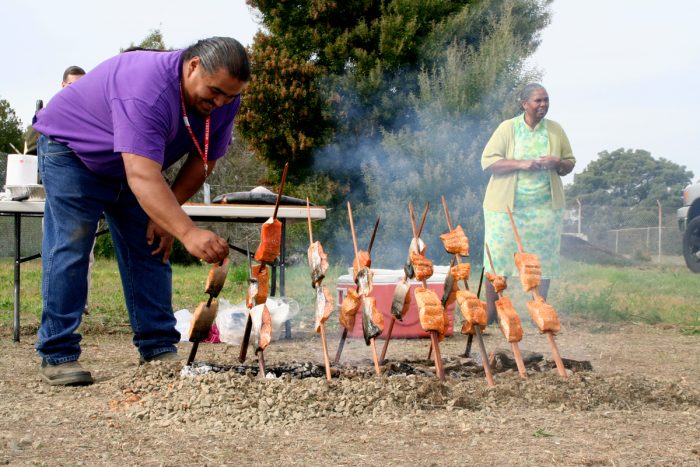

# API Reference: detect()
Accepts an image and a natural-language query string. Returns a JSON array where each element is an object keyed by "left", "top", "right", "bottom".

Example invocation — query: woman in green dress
[{"left": 481, "top": 83, "right": 575, "bottom": 322}]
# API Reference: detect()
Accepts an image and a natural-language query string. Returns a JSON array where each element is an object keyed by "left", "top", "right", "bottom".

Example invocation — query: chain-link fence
[{"left": 562, "top": 199, "right": 683, "bottom": 263}]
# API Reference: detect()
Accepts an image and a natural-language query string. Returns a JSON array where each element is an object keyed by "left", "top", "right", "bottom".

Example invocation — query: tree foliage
[
  {"left": 566, "top": 148, "right": 693, "bottom": 209},
  {"left": 0, "top": 98, "right": 24, "bottom": 154},
  {"left": 241, "top": 0, "right": 552, "bottom": 263},
  {"left": 122, "top": 29, "right": 169, "bottom": 51}
]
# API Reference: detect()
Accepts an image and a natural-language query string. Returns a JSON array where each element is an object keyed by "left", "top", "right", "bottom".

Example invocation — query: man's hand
[
  {"left": 181, "top": 227, "right": 229, "bottom": 264},
  {"left": 147, "top": 219, "right": 174, "bottom": 263}
]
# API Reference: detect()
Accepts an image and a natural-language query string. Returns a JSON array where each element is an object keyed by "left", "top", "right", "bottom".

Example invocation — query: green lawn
[{"left": 1, "top": 258, "right": 698, "bottom": 335}]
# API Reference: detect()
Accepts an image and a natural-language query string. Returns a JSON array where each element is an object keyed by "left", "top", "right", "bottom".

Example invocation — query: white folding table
[{"left": 0, "top": 200, "right": 326, "bottom": 342}]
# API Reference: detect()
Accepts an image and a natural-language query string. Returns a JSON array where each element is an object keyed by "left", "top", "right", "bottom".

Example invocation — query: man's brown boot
[{"left": 40, "top": 360, "right": 94, "bottom": 386}]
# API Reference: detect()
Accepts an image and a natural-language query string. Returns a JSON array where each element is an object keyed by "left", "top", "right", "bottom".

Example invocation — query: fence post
[
  {"left": 576, "top": 198, "right": 582, "bottom": 235},
  {"left": 657, "top": 200, "right": 662, "bottom": 263},
  {"left": 646, "top": 226, "right": 650, "bottom": 252},
  {"left": 615, "top": 229, "right": 619, "bottom": 254}
]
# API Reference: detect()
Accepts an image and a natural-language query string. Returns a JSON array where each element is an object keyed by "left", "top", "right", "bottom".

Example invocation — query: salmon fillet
[
  {"left": 415, "top": 287, "right": 446, "bottom": 333},
  {"left": 339, "top": 289, "right": 361, "bottom": 330},
  {"left": 456, "top": 290, "right": 487, "bottom": 327},
  {"left": 485, "top": 272, "right": 507, "bottom": 294},
  {"left": 390, "top": 279, "right": 411, "bottom": 320},
  {"left": 361, "top": 296, "right": 383, "bottom": 344},
  {"left": 409, "top": 251, "right": 434, "bottom": 281},
  {"left": 527, "top": 297, "right": 560, "bottom": 333},
  {"left": 204, "top": 257, "right": 230, "bottom": 297},
  {"left": 314, "top": 285, "right": 334, "bottom": 333},
  {"left": 254, "top": 217, "right": 282, "bottom": 263},
  {"left": 188, "top": 300, "right": 219, "bottom": 342},
  {"left": 495, "top": 296, "right": 523, "bottom": 342},
  {"left": 514, "top": 252, "right": 541, "bottom": 292},
  {"left": 450, "top": 263, "right": 471, "bottom": 282},
  {"left": 439, "top": 225, "right": 470, "bottom": 256},
  {"left": 308, "top": 241, "right": 329, "bottom": 286}
]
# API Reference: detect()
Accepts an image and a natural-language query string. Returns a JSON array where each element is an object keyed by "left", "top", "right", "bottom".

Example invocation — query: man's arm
[
  {"left": 170, "top": 152, "right": 216, "bottom": 204},
  {"left": 122, "top": 153, "right": 228, "bottom": 263}
]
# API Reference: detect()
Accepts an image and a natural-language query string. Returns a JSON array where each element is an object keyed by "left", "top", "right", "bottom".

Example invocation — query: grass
[
  {"left": 550, "top": 260, "right": 700, "bottom": 330},
  {"left": 1, "top": 258, "right": 699, "bottom": 335}
]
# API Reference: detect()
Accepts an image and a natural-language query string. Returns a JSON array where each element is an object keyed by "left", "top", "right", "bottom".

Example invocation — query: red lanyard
[{"left": 180, "top": 83, "right": 210, "bottom": 177}]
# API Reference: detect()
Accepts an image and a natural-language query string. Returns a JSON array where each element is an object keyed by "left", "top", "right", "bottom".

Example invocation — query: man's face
[
  {"left": 183, "top": 57, "right": 247, "bottom": 116},
  {"left": 61, "top": 73, "right": 83, "bottom": 88}
]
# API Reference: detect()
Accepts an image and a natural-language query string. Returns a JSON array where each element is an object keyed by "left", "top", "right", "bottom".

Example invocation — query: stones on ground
[{"left": 108, "top": 358, "right": 699, "bottom": 432}]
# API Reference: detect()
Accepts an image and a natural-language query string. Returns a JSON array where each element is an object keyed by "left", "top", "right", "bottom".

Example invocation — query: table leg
[
  {"left": 281, "top": 219, "right": 291, "bottom": 339},
  {"left": 13, "top": 213, "right": 21, "bottom": 342}
]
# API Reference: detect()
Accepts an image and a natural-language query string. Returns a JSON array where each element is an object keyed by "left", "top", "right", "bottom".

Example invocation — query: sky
[{"left": 2, "top": 0, "right": 699, "bottom": 185}]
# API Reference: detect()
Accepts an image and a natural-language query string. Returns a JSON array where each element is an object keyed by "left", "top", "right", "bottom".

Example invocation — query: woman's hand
[
  {"left": 537, "top": 155, "right": 561, "bottom": 169},
  {"left": 520, "top": 159, "right": 542, "bottom": 171}
]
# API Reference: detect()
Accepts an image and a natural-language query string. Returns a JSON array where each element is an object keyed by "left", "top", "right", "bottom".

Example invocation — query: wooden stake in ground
[
  {"left": 485, "top": 243, "right": 528, "bottom": 380},
  {"left": 240, "top": 162, "right": 288, "bottom": 365},
  {"left": 307, "top": 197, "right": 332, "bottom": 382},
  {"left": 334, "top": 217, "right": 379, "bottom": 366},
  {"left": 505, "top": 206, "right": 567, "bottom": 379},
  {"left": 347, "top": 202, "right": 383, "bottom": 376},
  {"left": 407, "top": 201, "right": 445, "bottom": 382},
  {"left": 187, "top": 258, "right": 230, "bottom": 366},
  {"left": 380, "top": 202, "right": 428, "bottom": 364},
  {"left": 440, "top": 196, "right": 494, "bottom": 386}
]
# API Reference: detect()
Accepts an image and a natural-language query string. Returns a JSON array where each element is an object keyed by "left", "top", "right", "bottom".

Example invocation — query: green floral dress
[{"left": 483, "top": 115, "right": 564, "bottom": 279}]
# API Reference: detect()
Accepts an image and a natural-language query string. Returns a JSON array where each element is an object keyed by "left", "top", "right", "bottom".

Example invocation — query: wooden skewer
[
  {"left": 370, "top": 338, "right": 381, "bottom": 376},
  {"left": 347, "top": 202, "right": 360, "bottom": 260},
  {"left": 239, "top": 244, "right": 254, "bottom": 363},
  {"left": 306, "top": 197, "right": 313, "bottom": 244},
  {"left": 465, "top": 267, "right": 485, "bottom": 357},
  {"left": 440, "top": 196, "right": 497, "bottom": 384},
  {"left": 429, "top": 331, "right": 446, "bottom": 382},
  {"left": 408, "top": 201, "right": 418, "bottom": 240},
  {"left": 546, "top": 332, "right": 567, "bottom": 377},
  {"left": 308, "top": 197, "right": 332, "bottom": 381},
  {"left": 334, "top": 328, "right": 348, "bottom": 365},
  {"left": 257, "top": 350, "right": 266, "bottom": 379},
  {"left": 474, "top": 326, "right": 495, "bottom": 386},
  {"left": 238, "top": 316, "right": 252, "bottom": 363},
  {"left": 319, "top": 324, "right": 332, "bottom": 381},
  {"left": 485, "top": 242, "right": 527, "bottom": 380},
  {"left": 379, "top": 318, "right": 395, "bottom": 364},
  {"left": 271, "top": 162, "right": 289, "bottom": 221},
  {"left": 417, "top": 203, "right": 429, "bottom": 237},
  {"left": 186, "top": 341, "right": 199, "bottom": 366},
  {"left": 504, "top": 207, "right": 567, "bottom": 379},
  {"left": 367, "top": 217, "right": 380, "bottom": 254}
]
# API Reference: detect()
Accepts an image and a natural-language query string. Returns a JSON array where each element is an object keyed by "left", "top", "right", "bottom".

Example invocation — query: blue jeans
[{"left": 36, "top": 136, "right": 179, "bottom": 364}]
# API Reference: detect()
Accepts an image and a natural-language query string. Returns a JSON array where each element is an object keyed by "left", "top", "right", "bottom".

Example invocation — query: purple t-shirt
[{"left": 33, "top": 50, "right": 240, "bottom": 177}]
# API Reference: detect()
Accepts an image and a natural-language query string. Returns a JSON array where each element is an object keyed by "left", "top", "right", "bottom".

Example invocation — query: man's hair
[
  {"left": 183, "top": 37, "right": 250, "bottom": 82},
  {"left": 62, "top": 66, "right": 86, "bottom": 82}
]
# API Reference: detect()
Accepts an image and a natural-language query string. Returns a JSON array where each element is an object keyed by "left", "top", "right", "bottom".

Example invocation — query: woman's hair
[
  {"left": 183, "top": 37, "right": 250, "bottom": 82},
  {"left": 518, "top": 83, "right": 546, "bottom": 107}
]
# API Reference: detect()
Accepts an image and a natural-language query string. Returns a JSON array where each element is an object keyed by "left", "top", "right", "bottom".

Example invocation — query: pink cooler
[{"left": 335, "top": 268, "right": 456, "bottom": 339}]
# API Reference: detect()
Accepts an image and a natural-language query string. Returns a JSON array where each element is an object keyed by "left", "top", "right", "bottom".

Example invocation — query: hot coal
[{"left": 186, "top": 350, "right": 592, "bottom": 380}]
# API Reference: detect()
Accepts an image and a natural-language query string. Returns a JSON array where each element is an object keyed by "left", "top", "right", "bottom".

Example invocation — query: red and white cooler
[{"left": 335, "top": 267, "right": 457, "bottom": 339}]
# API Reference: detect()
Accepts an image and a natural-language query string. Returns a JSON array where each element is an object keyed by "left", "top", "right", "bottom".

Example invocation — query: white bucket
[{"left": 5, "top": 154, "right": 38, "bottom": 186}]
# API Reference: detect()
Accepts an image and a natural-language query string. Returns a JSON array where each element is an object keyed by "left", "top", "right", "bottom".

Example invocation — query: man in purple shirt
[{"left": 33, "top": 37, "right": 249, "bottom": 386}]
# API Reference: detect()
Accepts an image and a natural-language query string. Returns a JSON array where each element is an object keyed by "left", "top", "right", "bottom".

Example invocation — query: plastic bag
[
  {"left": 215, "top": 296, "right": 300, "bottom": 345},
  {"left": 174, "top": 309, "right": 192, "bottom": 342}
]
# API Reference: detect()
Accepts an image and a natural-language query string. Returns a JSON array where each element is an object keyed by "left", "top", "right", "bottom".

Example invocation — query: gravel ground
[{"left": 1, "top": 322, "right": 698, "bottom": 466}]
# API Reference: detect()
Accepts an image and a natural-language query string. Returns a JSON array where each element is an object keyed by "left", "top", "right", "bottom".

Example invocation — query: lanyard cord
[{"left": 180, "top": 82, "right": 210, "bottom": 178}]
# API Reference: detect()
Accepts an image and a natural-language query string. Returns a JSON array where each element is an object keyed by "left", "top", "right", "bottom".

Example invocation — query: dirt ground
[{"left": 1, "top": 321, "right": 698, "bottom": 466}]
